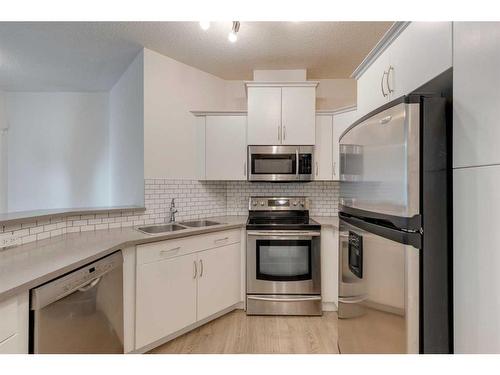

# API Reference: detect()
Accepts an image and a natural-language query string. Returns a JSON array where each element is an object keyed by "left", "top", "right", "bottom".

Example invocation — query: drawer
[
  {"left": 137, "top": 229, "right": 241, "bottom": 265},
  {"left": 0, "top": 296, "right": 18, "bottom": 343}
]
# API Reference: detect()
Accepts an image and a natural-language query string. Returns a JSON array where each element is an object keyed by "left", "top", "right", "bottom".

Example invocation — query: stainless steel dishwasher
[{"left": 30, "top": 251, "right": 124, "bottom": 354}]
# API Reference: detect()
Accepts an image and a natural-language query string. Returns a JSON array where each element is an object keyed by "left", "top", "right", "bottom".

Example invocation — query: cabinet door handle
[
  {"left": 193, "top": 261, "right": 198, "bottom": 279},
  {"left": 387, "top": 66, "right": 394, "bottom": 94},
  {"left": 215, "top": 237, "right": 229, "bottom": 244},
  {"left": 381, "top": 71, "right": 388, "bottom": 97},
  {"left": 333, "top": 161, "right": 336, "bottom": 177},
  {"left": 277, "top": 125, "right": 281, "bottom": 142},
  {"left": 315, "top": 162, "right": 319, "bottom": 177},
  {"left": 243, "top": 162, "right": 246, "bottom": 177},
  {"left": 283, "top": 126, "right": 286, "bottom": 141},
  {"left": 160, "top": 247, "right": 181, "bottom": 256},
  {"left": 199, "top": 260, "right": 204, "bottom": 278}
]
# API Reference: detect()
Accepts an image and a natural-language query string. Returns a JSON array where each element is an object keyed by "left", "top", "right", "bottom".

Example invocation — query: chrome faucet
[{"left": 168, "top": 198, "right": 178, "bottom": 223}]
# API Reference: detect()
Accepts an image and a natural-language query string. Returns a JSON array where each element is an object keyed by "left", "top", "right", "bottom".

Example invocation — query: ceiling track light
[{"left": 228, "top": 21, "right": 240, "bottom": 43}]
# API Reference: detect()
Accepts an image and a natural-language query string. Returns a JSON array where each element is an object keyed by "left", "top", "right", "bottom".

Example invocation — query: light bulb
[
  {"left": 199, "top": 21, "right": 210, "bottom": 31},
  {"left": 228, "top": 31, "right": 237, "bottom": 43}
]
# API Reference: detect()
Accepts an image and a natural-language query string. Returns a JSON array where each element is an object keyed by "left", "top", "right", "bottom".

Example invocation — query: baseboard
[
  {"left": 322, "top": 302, "right": 338, "bottom": 312},
  {"left": 131, "top": 302, "right": 242, "bottom": 354}
]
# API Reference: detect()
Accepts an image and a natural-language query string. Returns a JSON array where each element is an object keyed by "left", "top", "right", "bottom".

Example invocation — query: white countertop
[{"left": 0, "top": 215, "right": 338, "bottom": 302}]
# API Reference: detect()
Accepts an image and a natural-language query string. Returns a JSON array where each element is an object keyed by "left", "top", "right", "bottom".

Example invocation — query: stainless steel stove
[{"left": 246, "top": 197, "right": 322, "bottom": 316}]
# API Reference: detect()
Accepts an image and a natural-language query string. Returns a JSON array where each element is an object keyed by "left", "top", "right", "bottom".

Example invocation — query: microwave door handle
[{"left": 296, "top": 149, "right": 299, "bottom": 177}]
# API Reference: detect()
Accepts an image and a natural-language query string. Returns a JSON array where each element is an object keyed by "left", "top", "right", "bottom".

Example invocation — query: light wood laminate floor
[{"left": 149, "top": 310, "right": 339, "bottom": 354}]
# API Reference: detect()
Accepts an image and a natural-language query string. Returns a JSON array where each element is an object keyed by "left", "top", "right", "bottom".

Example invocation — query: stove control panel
[{"left": 248, "top": 197, "right": 309, "bottom": 211}]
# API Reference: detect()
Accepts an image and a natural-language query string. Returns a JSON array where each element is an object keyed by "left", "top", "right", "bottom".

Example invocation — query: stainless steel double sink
[{"left": 137, "top": 220, "right": 222, "bottom": 235}]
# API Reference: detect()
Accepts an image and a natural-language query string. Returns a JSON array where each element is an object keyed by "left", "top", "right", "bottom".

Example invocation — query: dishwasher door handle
[{"left": 77, "top": 277, "right": 102, "bottom": 292}]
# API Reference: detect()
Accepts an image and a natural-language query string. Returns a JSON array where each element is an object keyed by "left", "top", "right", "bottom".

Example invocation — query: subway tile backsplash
[
  {"left": 226, "top": 181, "right": 340, "bottom": 216},
  {"left": 0, "top": 179, "right": 340, "bottom": 246}
]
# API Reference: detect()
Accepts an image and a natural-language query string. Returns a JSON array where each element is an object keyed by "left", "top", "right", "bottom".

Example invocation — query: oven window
[
  {"left": 256, "top": 240, "right": 311, "bottom": 281},
  {"left": 251, "top": 154, "right": 296, "bottom": 175}
]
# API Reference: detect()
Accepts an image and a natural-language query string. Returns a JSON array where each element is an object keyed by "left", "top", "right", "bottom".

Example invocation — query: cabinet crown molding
[
  {"left": 244, "top": 81, "right": 319, "bottom": 88},
  {"left": 351, "top": 21, "right": 411, "bottom": 80}
]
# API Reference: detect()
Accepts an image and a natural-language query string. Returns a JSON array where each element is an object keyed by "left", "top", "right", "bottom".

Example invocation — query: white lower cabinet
[
  {"left": 135, "top": 253, "right": 198, "bottom": 349},
  {"left": 135, "top": 230, "right": 241, "bottom": 350},
  {"left": 197, "top": 243, "right": 241, "bottom": 321},
  {"left": 454, "top": 165, "right": 500, "bottom": 353},
  {"left": 0, "top": 292, "right": 29, "bottom": 354}
]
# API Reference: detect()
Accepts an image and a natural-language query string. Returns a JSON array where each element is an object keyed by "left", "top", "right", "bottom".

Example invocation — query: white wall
[
  {"left": 5, "top": 92, "right": 109, "bottom": 212},
  {"left": 109, "top": 51, "right": 144, "bottom": 207},
  {"left": 143, "top": 48, "right": 228, "bottom": 179},
  {"left": 316, "top": 79, "right": 356, "bottom": 110},
  {"left": 0, "top": 91, "right": 7, "bottom": 212}
]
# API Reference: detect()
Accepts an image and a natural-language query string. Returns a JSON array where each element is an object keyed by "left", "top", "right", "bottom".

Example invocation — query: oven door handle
[
  {"left": 247, "top": 231, "right": 321, "bottom": 237},
  {"left": 247, "top": 296, "right": 322, "bottom": 303}
]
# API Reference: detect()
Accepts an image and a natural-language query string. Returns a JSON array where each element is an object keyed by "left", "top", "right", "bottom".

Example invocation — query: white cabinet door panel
[
  {"left": 206, "top": 116, "right": 247, "bottom": 180},
  {"left": 135, "top": 253, "right": 197, "bottom": 349},
  {"left": 388, "top": 22, "right": 452, "bottom": 98},
  {"left": 247, "top": 87, "right": 282, "bottom": 145},
  {"left": 0, "top": 292, "right": 28, "bottom": 354},
  {"left": 197, "top": 243, "right": 241, "bottom": 321},
  {"left": 454, "top": 165, "right": 500, "bottom": 353},
  {"left": 281, "top": 87, "right": 316, "bottom": 145},
  {"left": 314, "top": 115, "right": 333, "bottom": 180},
  {"left": 356, "top": 51, "right": 390, "bottom": 118},
  {"left": 453, "top": 22, "right": 500, "bottom": 168}
]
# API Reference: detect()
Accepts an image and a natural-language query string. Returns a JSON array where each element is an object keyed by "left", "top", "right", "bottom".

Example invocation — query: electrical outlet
[{"left": 0, "top": 232, "right": 21, "bottom": 248}]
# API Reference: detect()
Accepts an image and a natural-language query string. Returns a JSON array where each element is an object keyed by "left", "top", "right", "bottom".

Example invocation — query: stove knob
[
  {"left": 252, "top": 201, "right": 257, "bottom": 206},
  {"left": 260, "top": 201, "right": 265, "bottom": 206},
  {"left": 299, "top": 201, "right": 305, "bottom": 207},
  {"left": 293, "top": 201, "right": 298, "bottom": 206}
]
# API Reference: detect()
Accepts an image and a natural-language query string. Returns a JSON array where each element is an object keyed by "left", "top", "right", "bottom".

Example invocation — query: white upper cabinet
[
  {"left": 247, "top": 83, "right": 317, "bottom": 145},
  {"left": 357, "top": 50, "right": 391, "bottom": 117},
  {"left": 281, "top": 87, "right": 316, "bottom": 145},
  {"left": 314, "top": 115, "right": 333, "bottom": 180},
  {"left": 356, "top": 22, "right": 452, "bottom": 118},
  {"left": 388, "top": 22, "right": 452, "bottom": 99},
  {"left": 247, "top": 87, "right": 282, "bottom": 145},
  {"left": 453, "top": 22, "right": 500, "bottom": 168},
  {"left": 314, "top": 108, "right": 358, "bottom": 181},
  {"left": 205, "top": 115, "right": 247, "bottom": 180}
]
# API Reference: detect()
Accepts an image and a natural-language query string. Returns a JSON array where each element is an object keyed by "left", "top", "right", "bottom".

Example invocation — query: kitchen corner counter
[
  {"left": 312, "top": 216, "right": 339, "bottom": 229},
  {"left": 0, "top": 215, "right": 247, "bottom": 302}
]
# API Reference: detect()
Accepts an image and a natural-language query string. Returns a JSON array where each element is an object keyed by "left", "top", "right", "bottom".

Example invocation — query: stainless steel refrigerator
[{"left": 338, "top": 93, "right": 452, "bottom": 354}]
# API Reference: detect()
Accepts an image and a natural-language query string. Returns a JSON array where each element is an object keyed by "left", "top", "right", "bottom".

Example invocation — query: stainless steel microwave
[{"left": 247, "top": 145, "right": 314, "bottom": 182}]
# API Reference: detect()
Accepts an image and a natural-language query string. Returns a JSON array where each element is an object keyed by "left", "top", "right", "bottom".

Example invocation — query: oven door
[
  {"left": 248, "top": 145, "right": 299, "bottom": 181},
  {"left": 246, "top": 230, "right": 321, "bottom": 294}
]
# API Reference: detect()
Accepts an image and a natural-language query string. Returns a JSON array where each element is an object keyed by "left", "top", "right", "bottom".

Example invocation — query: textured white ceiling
[{"left": 0, "top": 22, "right": 393, "bottom": 91}]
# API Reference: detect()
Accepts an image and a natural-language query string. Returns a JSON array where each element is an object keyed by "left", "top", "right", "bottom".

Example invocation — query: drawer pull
[
  {"left": 160, "top": 247, "right": 181, "bottom": 256},
  {"left": 214, "top": 237, "right": 229, "bottom": 244}
]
